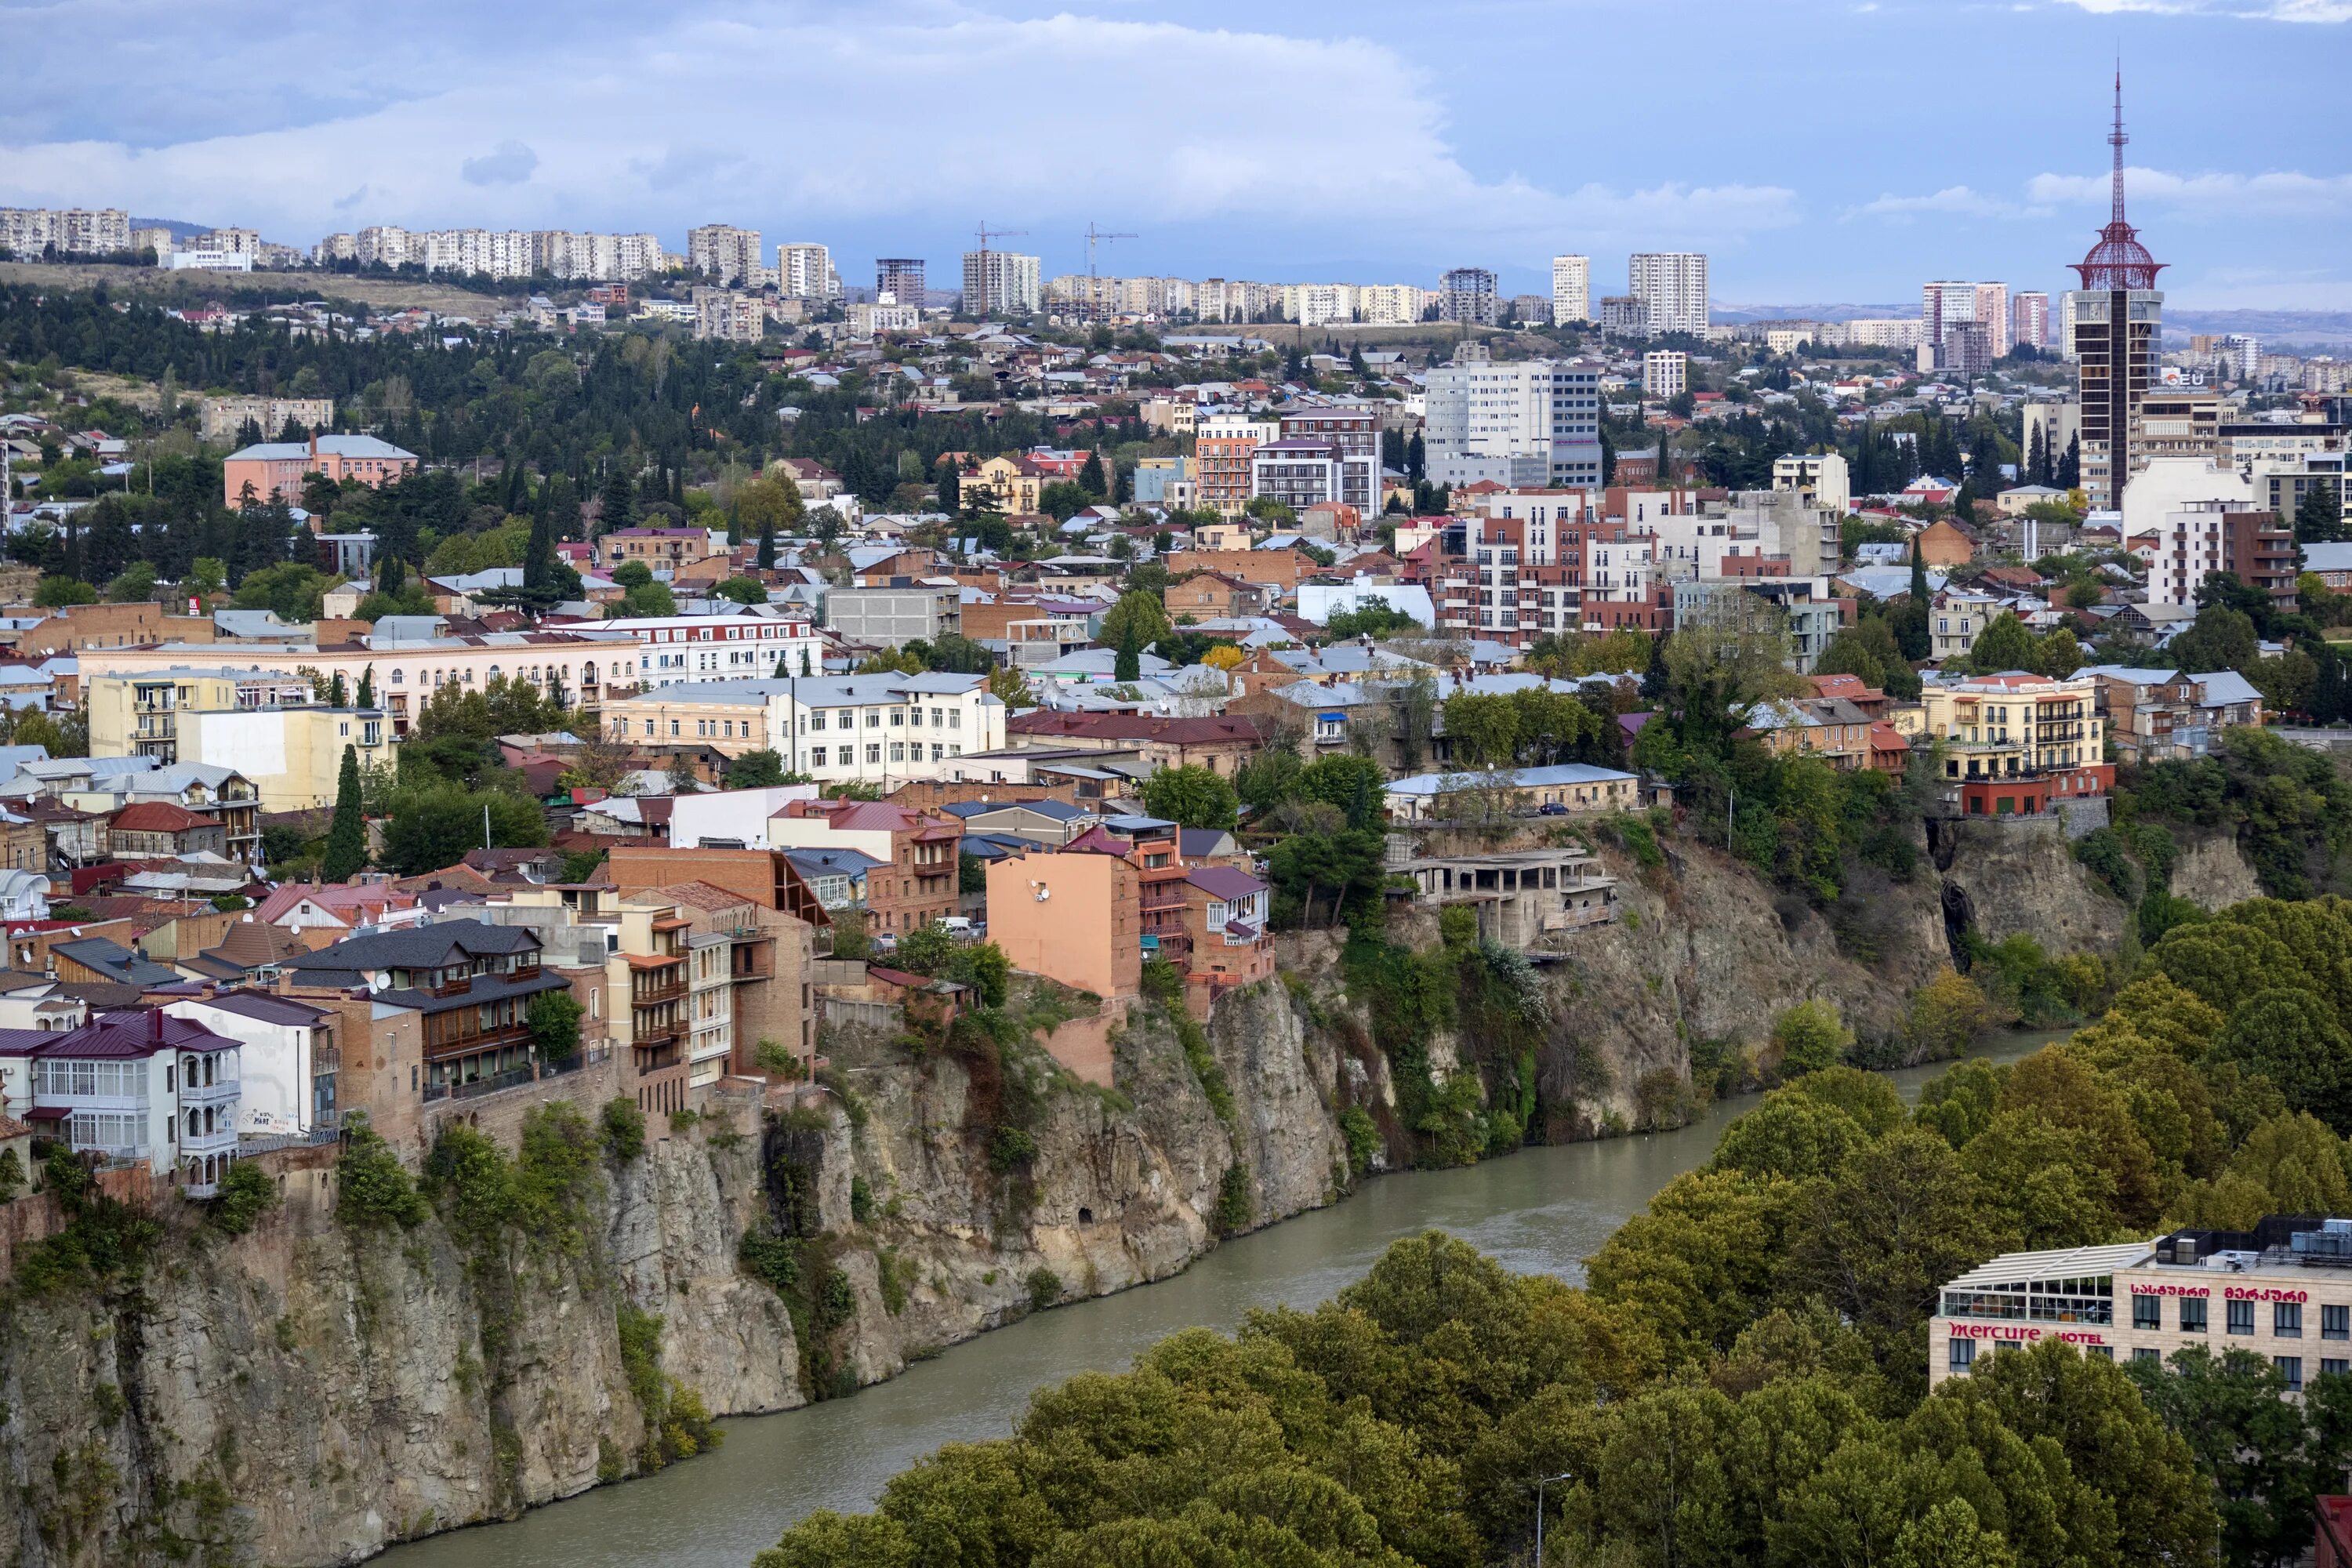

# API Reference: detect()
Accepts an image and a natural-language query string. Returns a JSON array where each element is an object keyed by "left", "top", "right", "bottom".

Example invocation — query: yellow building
[
  {"left": 969, "top": 455, "right": 1047, "bottom": 514},
  {"left": 86, "top": 666, "right": 314, "bottom": 765},
  {"left": 1917, "top": 672, "right": 2111, "bottom": 816}
]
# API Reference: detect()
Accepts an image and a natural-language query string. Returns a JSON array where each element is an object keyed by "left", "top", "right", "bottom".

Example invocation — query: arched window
[
  {"left": 390, "top": 669, "right": 405, "bottom": 684},
  {"left": 487, "top": 665, "right": 502, "bottom": 682}
]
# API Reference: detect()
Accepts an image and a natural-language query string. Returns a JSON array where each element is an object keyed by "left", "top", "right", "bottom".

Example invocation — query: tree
[
  {"left": 2296, "top": 481, "right": 2347, "bottom": 545},
  {"left": 1957, "top": 611, "right": 2038, "bottom": 674},
  {"left": 1440, "top": 691, "right": 1518, "bottom": 767},
  {"left": 104, "top": 561, "right": 156, "bottom": 603},
  {"left": 1907, "top": 967, "right": 1992, "bottom": 1059},
  {"left": 1138, "top": 765, "right": 1238, "bottom": 832},
  {"left": 1891, "top": 538, "right": 1932, "bottom": 661},
  {"left": 1077, "top": 449, "right": 1107, "bottom": 499},
  {"left": 1770, "top": 999, "right": 1853, "bottom": 1078},
  {"left": 1113, "top": 617, "right": 1142, "bottom": 682},
  {"left": 666, "top": 751, "right": 700, "bottom": 794},
  {"left": 713, "top": 576, "right": 768, "bottom": 605},
  {"left": 1098, "top": 590, "right": 1171, "bottom": 652},
  {"left": 380, "top": 782, "right": 546, "bottom": 877},
  {"left": 33, "top": 575, "right": 96, "bottom": 608},
  {"left": 2168, "top": 603, "right": 2260, "bottom": 677},
  {"left": 597, "top": 465, "right": 637, "bottom": 535},
  {"left": 2214, "top": 987, "right": 2352, "bottom": 1128},
  {"left": 937, "top": 462, "right": 961, "bottom": 514},
  {"left": 725, "top": 750, "right": 789, "bottom": 789},
  {"left": 528, "top": 989, "right": 584, "bottom": 1064},
  {"left": 321, "top": 744, "right": 368, "bottom": 881}
]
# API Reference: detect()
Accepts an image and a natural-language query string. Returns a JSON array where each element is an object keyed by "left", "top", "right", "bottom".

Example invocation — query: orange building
[
  {"left": 220, "top": 433, "right": 417, "bottom": 506},
  {"left": 985, "top": 845, "right": 1138, "bottom": 1003}
]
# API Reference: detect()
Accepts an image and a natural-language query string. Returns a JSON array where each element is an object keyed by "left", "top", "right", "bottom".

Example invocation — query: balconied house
[
  {"left": 280, "top": 924, "right": 572, "bottom": 1104},
  {"left": 163, "top": 989, "right": 339, "bottom": 1137},
  {"left": 19, "top": 1008, "right": 244, "bottom": 1196},
  {"left": 1908, "top": 671, "right": 2111, "bottom": 818}
]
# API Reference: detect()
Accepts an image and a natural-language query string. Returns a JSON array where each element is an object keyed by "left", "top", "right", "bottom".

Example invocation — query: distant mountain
[
  {"left": 1710, "top": 303, "right": 1918, "bottom": 324},
  {"left": 2161, "top": 309, "right": 2352, "bottom": 349},
  {"left": 128, "top": 218, "right": 212, "bottom": 241}
]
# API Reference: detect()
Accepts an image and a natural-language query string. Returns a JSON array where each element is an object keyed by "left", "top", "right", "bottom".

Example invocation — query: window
[
  {"left": 2132, "top": 1348, "right": 2161, "bottom": 1364},
  {"left": 2181, "top": 1297, "right": 2209, "bottom": 1334},
  {"left": 811, "top": 712, "right": 826, "bottom": 731},
  {"left": 866, "top": 745, "right": 880, "bottom": 764},
  {"left": 2133, "top": 1295, "right": 2161, "bottom": 1331},
  {"left": 2330, "top": 1359, "right": 2352, "bottom": 1379},
  {"left": 1947, "top": 1338, "right": 1974, "bottom": 1373},
  {"left": 2088, "top": 1345, "right": 2113, "bottom": 1360},
  {"left": 2278, "top": 1302, "right": 2303, "bottom": 1338},
  {"left": 2325, "top": 1305, "right": 2348, "bottom": 1341},
  {"left": 2228, "top": 1299, "right": 2256, "bottom": 1335},
  {"left": 2278, "top": 1356, "right": 2304, "bottom": 1392},
  {"left": 810, "top": 747, "right": 826, "bottom": 768}
]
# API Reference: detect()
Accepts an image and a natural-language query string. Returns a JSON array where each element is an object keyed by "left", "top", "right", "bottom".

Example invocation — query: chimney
[{"left": 149, "top": 1006, "right": 162, "bottom": 1042}]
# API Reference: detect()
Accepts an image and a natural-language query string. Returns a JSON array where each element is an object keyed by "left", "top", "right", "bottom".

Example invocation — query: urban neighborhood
[{"left": 1, "top": 35, "right": 2350, "bottom": 1568}]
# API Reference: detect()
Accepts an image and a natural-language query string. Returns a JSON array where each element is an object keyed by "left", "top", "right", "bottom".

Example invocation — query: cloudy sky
[{"left": 5, "top": 0, "right": 2348, "bottom": 310}]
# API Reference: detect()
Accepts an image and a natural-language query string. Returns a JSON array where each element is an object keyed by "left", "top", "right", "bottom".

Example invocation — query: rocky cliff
[{"left": 0, "top": 822, "right": 2265, "bottom": 1566}]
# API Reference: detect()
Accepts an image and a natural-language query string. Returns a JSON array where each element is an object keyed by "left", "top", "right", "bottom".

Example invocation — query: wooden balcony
[
  {"left": 633, "top": 978, "right": 687, "bottom": 1007},
  {"left": 423, "top": 1020, "right": 532, "bottom": 1063}
]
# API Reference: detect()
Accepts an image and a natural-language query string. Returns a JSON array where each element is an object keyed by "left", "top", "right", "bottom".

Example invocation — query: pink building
[{"left": 221, "top": 433, "right": 417, "bottom": 507}]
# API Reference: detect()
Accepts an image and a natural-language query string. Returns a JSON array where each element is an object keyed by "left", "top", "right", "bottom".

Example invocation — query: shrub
[
  {"left": 1769, "top": 1000, "right": 1853, "bottom": 1079},
  {"left": 528, "top": 990, "right": 584, "bottom": 1063},
  {"left": 208, "top": 1157, "right": 278, "bottom": 1236},
  {"left": 1338, "top": 1106, "right": 1381, "bottom": 1178},
  {"left": 988, "top": 1127, "right": 1038, "bottom": 1172},
  {"left": 336, "top": 1114, "right": 428, "bottom": 1230},
  {"left": 850, "top": 1174, "right": 873, "bottom": 1224},
  {"left": 1214, "top": 1163, "right": 1253, "bottom": 1236},
  {"left": 1026, "top": 1266, "right": 1063, "bottom": 1311},
  {"left": 0, "top": 1146, "right": 25, "bottom": 1203},
  {"left": 601, "top": 1097, "right": 648, "bottom": 1162}
]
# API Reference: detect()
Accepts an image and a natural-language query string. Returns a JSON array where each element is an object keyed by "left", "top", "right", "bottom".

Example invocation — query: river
[{"left": 381, "top": 1029, "right": 2065, "bottom": 1568}]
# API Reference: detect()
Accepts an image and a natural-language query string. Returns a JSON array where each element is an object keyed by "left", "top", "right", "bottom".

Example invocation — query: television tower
[{"left": 2066, "top": 66, "right": 2166, "bottom": 512}]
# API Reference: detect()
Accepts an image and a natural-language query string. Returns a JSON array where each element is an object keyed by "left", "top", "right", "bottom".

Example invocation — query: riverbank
[{"left": 377, "top": 1029, "right": 2067, "bottom": 1568}]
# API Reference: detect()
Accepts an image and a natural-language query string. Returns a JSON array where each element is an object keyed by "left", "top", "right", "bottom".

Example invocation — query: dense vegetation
[{"left": 760, "top": 888, "right": 2352, "bottom": 1566}]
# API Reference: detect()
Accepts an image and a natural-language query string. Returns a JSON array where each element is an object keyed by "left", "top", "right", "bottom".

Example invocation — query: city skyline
[{"left": 3, "top": 2, "right": 2348, "bottom": 309}]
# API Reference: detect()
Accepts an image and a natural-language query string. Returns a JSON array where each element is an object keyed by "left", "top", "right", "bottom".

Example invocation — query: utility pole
[
  {"left": 970, "top": 222, "right": 1028, "bottom": 320},
  {"left": 1534, "top": 1472, "right": 1573, "bottom": 1566},
  {"left": 1083, "top": 223, "right": 1137, "bottom": 325}
]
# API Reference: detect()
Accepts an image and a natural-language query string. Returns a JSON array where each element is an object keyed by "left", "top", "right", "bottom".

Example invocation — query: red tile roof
[
  {"left": 1004, "top": 713, "right": 1266, "bottom": 744},
  {"left": 108, "top": 801, "right": 213, "bottom": 834}
]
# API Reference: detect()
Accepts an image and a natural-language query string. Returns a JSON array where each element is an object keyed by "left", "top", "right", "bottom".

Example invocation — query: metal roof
[{"left": 1942, "top": 1240, "right": 2155, "bottom": 1290}]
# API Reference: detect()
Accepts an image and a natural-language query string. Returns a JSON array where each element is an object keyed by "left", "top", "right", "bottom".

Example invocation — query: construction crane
[
  {"left": 1084, "top": 222, "right": 1137, "bottom": 323},
  {"left": 970, "top": 221, "right": 1029, "bottom": 318}
]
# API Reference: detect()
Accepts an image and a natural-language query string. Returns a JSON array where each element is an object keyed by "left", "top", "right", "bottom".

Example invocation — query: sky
[{"left": 5, "top": 0, "right": 2350, "bottom": 311}]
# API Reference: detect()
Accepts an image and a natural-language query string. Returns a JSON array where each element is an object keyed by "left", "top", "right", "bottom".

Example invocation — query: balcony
[
  {"left": 423, "top": 1064, "right": 535, "bottom": 1103},
  {"left": 633, "top": 978, "right": 687, "bottom": 1007},
  {"left": 634, "top": 1022, "right": 682, "bottom": 1054},
  {"left": 179, "top": 1076, "right": 238, "bottom": 1108},
  {"left": 181, "top": 1124, "right": 237, "bottom": 1156},
  {"left": 423, "top": 1021, "right": 532, "bottom": 1062}
]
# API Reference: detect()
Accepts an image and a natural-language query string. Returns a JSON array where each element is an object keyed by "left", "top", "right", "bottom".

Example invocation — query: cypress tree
[
  {"left": 357, "top": 666, "right": 374, "bottom": 707},
  {"left": 938, "top": 463, "right": 960, "bottom": 514},
  {"left": 1114, "top": 618, "right": 1142, "bottom": 682},
  {"left": 800, "top": 648, "right": 814, "bottom": 677},
  {"left": 321, "top": 745, "right": 367, "bottom": 882},
  {"left": 597, "top": 466, "right": 636, "bottom": 537},
  {"left": 758, "top": 519, "right": 777, "bottom": 571}
]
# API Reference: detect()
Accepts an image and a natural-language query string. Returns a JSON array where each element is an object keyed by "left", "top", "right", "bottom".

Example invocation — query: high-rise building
[
  {"left": 961, "top": 249, "right": 1041, "bottom": 317},
  {"left": 876, "top": 258, "right": 926, "bottom": 307},
  {"left": 1598, "top": 296, "right": 1648, "bottom": 339},
  {"left": 1973, "top": 282, "right": 2012, "bottom": 358},
  {"left": 0, "top": 207, "right": 131, "bottom": 258},
  {"left": 1550, "top": 255, "right": 1592, "bottom": 325},
  {"left": 2013, "top": 291, "right": 2052, "bottom": 351},
  {"left": 1642, "top": 351, "right": 1688, "bottom": 399},
  {"left": 2067, "top": 72, "right": 2166, "bottom": 510},
  {"left": 1422, "top": 349, "right": 1603, "bottom": 488},
  {"left": 687, "top": 224, "right": 764, "bottom": 285},
  {"left": 1922, "top": 280, "right": 1976, "bottom": 345},
  {"left": 1628, "top": 252, "right": 1708, "bottom": 336},
  {"left": 778, "top": 243, "right": 838, "bottom": 300},
  {"left": 1437, "top": 267, "right": 1499, "bottom": 327}
]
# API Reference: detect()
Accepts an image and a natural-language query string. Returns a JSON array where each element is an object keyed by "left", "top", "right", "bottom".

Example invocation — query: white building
[
  {"left": 962, "top": 249, "right": 1042, "bottom": 316},
  {"left": 169, "top": 250, "right": 254, "bottom": 274},
  {"left": 602, "top": 673, "right": 1007, "bottom": 788},
  {"left": 163, "top": 989, "right": 337, "bottom": 1136},
  {"left": 1421, "top": 351, "right": 1605, "bottom": 488},
  {"left": 1551, "top": 255, "right": 1592, "bottom": 325},
  {"left": 0, "top": 207, "right": 130, "bottom": 257},
  {"left": 688, "top": 224, "right": 764, "bottom": 285},
  {"left": 1642, "top": 350, "right": 1688, "bottom": 398},
  {"left": 533, "top": 230, "right": 666, "bottom": 281},
  {"left": 589, "top": 608, "right": 826, "bottom": 692},
  {"left": 1773, "top": 452, "right": 1852, "bottom": 515},
  {"left": 13, "top": 1010, "right": 242, "bottom": 1195},
  {"left": 778, "top": 242, "right": 839, "bottom": 300},
  {"left": 2123, "top": 456, "right": 2258, "bottom": 607},
  {"left": 1628, "top": 252, "right": 1709, "bottom": 336}
]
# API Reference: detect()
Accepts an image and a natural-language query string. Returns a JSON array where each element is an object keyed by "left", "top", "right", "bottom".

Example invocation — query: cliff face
[
  {"left": 0, "top": 980, "right": 1349, "bottom": 1566},
  {"left": 0, "top": 824, "right": 2264, "bottom": 1566}
]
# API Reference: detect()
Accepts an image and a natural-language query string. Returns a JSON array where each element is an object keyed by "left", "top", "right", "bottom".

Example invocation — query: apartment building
[
  {"left": 1422, "top": 352, "right": 1604, "bottom": 489},
  {"left": 876, "top": 258, "right": 926, "bottom": 305},
  {"left": 688, "top": 224, "right": 764, "bottom": 285},
  {"left": 1916, "top": 671, "right": 2109, "bottom": 816},
  {"left": 2070, "top": 285, "right": 2164, "bottom": 509},
  {"left": 601, "top": 673, "right": 1005, "bottom": 783},
  {"left": 532, "top": 230, "right": 666, "bottom": 281},
  {"left": 198, "top": 395, "right": 334, "bottom": 444},
  {"left": 1551, "top": 255, "right": 1592, "bottom": 325},
  {"left": 961, "top": 249, "right": 1041, "bottom": 316},
  {"left": 220, "top": 432, "right": 417, "bottom": 506},
  {"left": 2122, "top": 456, "right": 2272, "bottom": 606},
  {"left": 595, "top": 526, "right": 718, "bottom": 572},
  {"left": 1437, "top": 267, "right": 1498, "bottom": 326},
  {"left": 591, "top": 609, "right": 823, "bottom": 692},
  {"left": 778, "top": 243, "right": 839, "bottom": 300},
  {"left": 1628, "top": 252, "right": 1708, "bottom": 336},
  {"left": 1196, "top": 413, "right": 1279, "bottom": 516},
  {"left": 1929, "top": 1219, "right": 2352, "bottom": 1398},
  {"left": 1642, "top": 351, "right": 1687, "bottom": 398},
  {"left": 0, "top": 207, "right": 131, "bottom": 257},
  {"left": 769, "top": 801, "right": 962, "bottom": 936},
  {"left": 693, "top": 287, "right": 767, "bottom": 343},
  {"left": 2013, "top": 291, "right": 2052, "bottom": 351}
]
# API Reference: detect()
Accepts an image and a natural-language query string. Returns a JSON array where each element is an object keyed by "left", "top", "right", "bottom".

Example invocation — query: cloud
[
  {"left": 2044, "top": 0, "right": 2352, "bottom": 16},
  {"left": 2028, "top": 165, "right": 2352, "bottom": 216},
  {"left": 1846, "top": 185, "right": 2047, "bottom": 221},
  {"left": 0, "top": 9, "right": 1798, "bottom": 263},
  {"left": 459, "top": 140, "right": 538, "bottom": 187}
]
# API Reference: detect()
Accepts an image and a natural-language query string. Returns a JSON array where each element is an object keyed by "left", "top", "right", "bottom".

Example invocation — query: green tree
[
  {"left": 528, "top": 989, "right": 584, "bottom": 1064},
  {"left": 2168, "top": 603, "right": 2260, "bottom": 677},
  {"left": 1099, "top": 590, "right": 1171, "bottom": 651},
  {"left": 713, "top": 576, "right": 768, "bottom": 605},
  {"left": 1770, "top": 999, "right": 1853, "bottom": 1078},
  {"left": 380, "top": 781, "right": 546, "bottom": 877},
  {"left": 1440, "top": 691, "right": 1518, "bottom": 767},
  {"left": 2295, "top": 480, "right": 2347, "bottom": 545},
  {"left": 33, "top": 575, "right": 96, "bottom": 608},
  {"left": 1956, "top": 611, "right": 2037, "bottom": 674},
  {"left": 1112, "top": 616, "right": 1142, "bottom": 682},
  {"left": 725, "top": 750, "right": 789, "bottom": 788},
  {"left": 1139, "top": 764, "right": 1239, "bottom": 831},
  {"left": 321, "top": 743, "right": 368, "bottom": 881}
]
